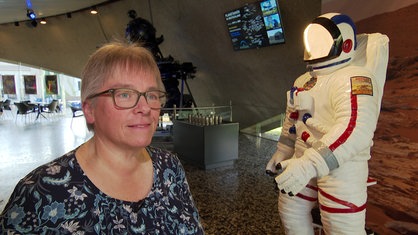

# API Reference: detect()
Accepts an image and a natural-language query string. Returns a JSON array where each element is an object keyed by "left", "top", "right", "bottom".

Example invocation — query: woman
[{"left": 0, "top": 42, "right": 204, "bottom": 234}]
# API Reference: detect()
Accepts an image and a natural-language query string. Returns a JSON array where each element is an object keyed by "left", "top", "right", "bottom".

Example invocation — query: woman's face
[{"left": 84, "top": 67, "right": 161, "bottom": 151}]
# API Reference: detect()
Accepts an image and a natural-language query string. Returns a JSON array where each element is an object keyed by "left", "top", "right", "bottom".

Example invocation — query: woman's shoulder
[
  {"left": 24, "top": 150, "right": 77, "bottom": 177},
  {"left": 48, "top": 149, "right": 78, "bottom": 166},
  {"left": 1, "top": 150, "right": 83, "bottom": 217}
]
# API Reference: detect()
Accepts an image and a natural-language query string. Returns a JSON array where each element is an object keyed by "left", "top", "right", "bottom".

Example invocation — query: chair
[
  {"left": 54, "top": 100, "right": 62, "bottom": 113},
  {"left": 42, "top": 100, "right": 59, "bottom": 119},
  {"left": 70, "top": 105, "right": 84, "bottom": 127},
  {"left": 22, "top": 100, "right": 38, "bottom": 113},
  {"left": 3, "top": 99, "right": 14, "bottom": 119},
  {"left": 0, "top": 101, "right": 3, "bottom": 118},
  {"left": 14, "top": 102, "right": 34, "bottom": 123}
]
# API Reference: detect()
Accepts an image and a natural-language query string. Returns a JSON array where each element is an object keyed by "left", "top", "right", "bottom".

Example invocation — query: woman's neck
[
  {"left": 87, "top": 137, "right": 149, "bottom": 174},
  {"left": 76, "top": 137, "right": 154, "bottom": 201}
]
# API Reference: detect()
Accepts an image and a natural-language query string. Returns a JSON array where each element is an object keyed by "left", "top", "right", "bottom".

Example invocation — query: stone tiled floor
[
  {"left": 0, "top": 110, "right": 285, "bottom": 234},
  {"left": 183, "top": 135, "right": 283, "bottom": 234}
]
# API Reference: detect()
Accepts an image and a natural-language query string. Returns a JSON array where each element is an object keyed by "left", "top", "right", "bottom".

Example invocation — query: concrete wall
[{"left": 0, "top": 0, "right": 321, "bottom": 129}]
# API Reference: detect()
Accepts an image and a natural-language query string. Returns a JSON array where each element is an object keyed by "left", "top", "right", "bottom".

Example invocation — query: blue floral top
[{"left": 0, "top": 146, "right": 204, "bottom": 234}]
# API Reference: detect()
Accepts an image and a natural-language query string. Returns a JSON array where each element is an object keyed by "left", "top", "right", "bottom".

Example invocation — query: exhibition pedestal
[{"left": 173, "top": 120, "right": 239, "bottom": 170}]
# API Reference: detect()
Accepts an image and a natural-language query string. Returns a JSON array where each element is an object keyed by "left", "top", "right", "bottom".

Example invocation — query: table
[{"left": 31, "top": 102, "right": 47, "bottom": 121}]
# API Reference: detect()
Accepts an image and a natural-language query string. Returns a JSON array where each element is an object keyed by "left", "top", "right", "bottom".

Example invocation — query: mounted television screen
[{"left": 225, "top": 0, "right": 285, "bottom": 51}]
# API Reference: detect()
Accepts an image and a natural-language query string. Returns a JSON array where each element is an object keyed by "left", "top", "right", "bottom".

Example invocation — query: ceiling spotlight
[
  {"left": 27, "top": 9, "right": 36, "bottom": 20},
  {"left": 40, "top": 18, "right": 47, "bottom": 24},
  {"left": 128, "top": 10, "right": 137, "bottom": 19},
  {"left": 90, "top": 6, "right": 98, "bottom": 14}
]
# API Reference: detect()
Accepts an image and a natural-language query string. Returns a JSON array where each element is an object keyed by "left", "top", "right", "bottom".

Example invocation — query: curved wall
[{"left": 0, "top": 0, "right": 321, "bottom": 129}]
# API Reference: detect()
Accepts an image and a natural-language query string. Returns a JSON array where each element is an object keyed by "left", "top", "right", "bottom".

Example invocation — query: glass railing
[
  {"left": 160, "top": 102, "right": 233, "bottom": 123},
  {"left": 157, "top": 102, "right": 284, "bottom": 142},
  {"left": 240, "top": 113, "right": 285, "bottom": 141},
  {"left": 153, "top": 103, "right": 234, "bottom": 145}
]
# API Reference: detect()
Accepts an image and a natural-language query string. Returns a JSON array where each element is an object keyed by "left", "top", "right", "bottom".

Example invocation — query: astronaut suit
[{"left": 266, "top": 13, "right": 389, "bottom": 234}]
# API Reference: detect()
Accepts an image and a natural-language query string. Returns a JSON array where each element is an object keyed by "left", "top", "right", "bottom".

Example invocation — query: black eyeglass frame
[{"left": 87, "top": 88, "right": 166, "bottom": 110}]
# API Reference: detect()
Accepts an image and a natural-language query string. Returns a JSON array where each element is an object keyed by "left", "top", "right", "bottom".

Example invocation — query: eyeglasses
[{"left": 87, "top": 88, "right": 166, "bottom": 110}]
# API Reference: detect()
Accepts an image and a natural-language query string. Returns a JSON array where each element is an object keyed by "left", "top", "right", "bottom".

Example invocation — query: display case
[{"left": 173, "top": 120, "right": 239, "bottom": 170}]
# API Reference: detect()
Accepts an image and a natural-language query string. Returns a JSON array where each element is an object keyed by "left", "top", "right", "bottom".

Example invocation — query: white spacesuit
[{"left": 266, "top": 13, "right": 389, "bottom": 234}]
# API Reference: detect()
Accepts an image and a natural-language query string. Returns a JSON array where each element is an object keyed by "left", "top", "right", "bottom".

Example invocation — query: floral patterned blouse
[{"left": 0, "top": 146, "right": 204, "bottom": 234}]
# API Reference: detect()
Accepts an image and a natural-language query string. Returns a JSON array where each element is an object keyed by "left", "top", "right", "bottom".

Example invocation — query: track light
[
  {"left": 31, "top": 20, "right": 37, "bottom": 27},
  {"left": 40, "top": 18, "right": 46, "bottom": 24},
  {"left": 90, "top": 6, "right": 98, "bottom": 14},
  {"left": 27, "top": 9, "right": 36, "bottom": 20}
]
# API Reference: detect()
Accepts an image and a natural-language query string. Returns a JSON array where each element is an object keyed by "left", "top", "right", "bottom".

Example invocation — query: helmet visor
[{"left": 303, "top": 17, "right": 343, "bottom": 63}]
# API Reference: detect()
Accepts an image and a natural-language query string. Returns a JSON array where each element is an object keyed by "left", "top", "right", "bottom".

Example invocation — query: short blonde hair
[{"left": 81, "top": 41, "right": 165, "bottom": 130}]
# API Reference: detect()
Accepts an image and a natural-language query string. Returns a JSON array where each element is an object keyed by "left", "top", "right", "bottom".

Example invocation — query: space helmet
[{"left": 303, "top": 13, "right": 357, "bottom": 75}]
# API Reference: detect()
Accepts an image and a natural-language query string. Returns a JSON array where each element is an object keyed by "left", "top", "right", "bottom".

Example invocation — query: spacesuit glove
[
  {"left": 266, "top": 141, "right": 295, "bottom": 176},
  {"left": 275, "top": 148, "right": 329, "bottom": 196},
  {"left": 266, "top": 150, "right": 288, "bottom": 176}
]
